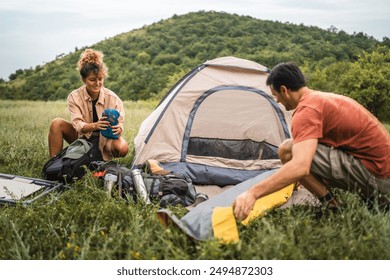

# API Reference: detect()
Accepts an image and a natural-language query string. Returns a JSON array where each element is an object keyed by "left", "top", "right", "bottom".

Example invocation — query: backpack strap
[
  {"left": 165, "top": 173, "right": 187, "bottom": 180},
  {"left": 158, "top": 176, "right": 164, "bottom": 199}
]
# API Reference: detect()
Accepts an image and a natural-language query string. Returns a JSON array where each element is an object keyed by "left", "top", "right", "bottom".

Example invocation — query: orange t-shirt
[{"left": 292, "top": 91, "right": 390, "bottom": 179}]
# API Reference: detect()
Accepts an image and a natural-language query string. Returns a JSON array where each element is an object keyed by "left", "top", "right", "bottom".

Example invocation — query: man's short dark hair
[{"left": 266, "top": 62, "right": 306, "bottom": 92}]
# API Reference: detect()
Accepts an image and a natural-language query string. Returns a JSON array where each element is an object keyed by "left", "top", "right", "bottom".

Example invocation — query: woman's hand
[
  {"left": 95, "top": 116, "right": 110, "bottom": 131},
  {"left": 110, "top": 124, "right": 122, "bottom": 136}
]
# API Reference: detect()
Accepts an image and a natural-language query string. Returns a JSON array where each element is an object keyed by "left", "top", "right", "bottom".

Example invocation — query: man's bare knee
[{"left": 278, "top": 139, "right": 293, "bottom": 164}]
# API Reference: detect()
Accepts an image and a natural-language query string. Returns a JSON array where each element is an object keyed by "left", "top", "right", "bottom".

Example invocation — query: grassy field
[{"left": 0, "top": 100, "right": 389, "bottom": 260}]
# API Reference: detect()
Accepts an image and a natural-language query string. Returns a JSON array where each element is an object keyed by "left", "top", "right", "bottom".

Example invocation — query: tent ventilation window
[{"left": 187, "top": 137, "right": 278, "bottom": 160}]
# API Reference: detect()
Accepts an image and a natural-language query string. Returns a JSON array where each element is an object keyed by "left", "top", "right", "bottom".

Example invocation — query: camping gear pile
[
  {"left": 92, "top": 160, "right": 200, "bottom": 208},
  {"left": 1, "top": 56, "right": 318, "bottom": 243}
]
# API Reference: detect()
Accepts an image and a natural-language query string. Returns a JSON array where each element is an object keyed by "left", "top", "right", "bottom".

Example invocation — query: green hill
[{"left": 0, "top": 11, "right": 387, "bottom": 102}]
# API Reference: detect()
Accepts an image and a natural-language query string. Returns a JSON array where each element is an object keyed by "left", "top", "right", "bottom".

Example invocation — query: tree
[
  {"left": 0, "top": 11, "right": 386, "bottom": 101},
  {"left": 9, "top": 69, "right": 24, "bottom": 81},
  {"left": 338, "top": 47, "right": 390, "bottom": 121},
  {"left": 135, "top": 51, "right": 151, "bottom": 64}
]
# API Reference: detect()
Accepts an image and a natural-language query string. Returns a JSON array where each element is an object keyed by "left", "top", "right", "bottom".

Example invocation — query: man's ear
[{"left": 280, "top": 85, "right": 288, "bottom": 95}]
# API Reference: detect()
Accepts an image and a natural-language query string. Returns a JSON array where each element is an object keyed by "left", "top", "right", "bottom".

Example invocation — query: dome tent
[
  {"left": 133, "top": 56, "right": 291, "bottom": 186},
  {"left": 132, "top": 57, "right": 317, "bottom": 242}
]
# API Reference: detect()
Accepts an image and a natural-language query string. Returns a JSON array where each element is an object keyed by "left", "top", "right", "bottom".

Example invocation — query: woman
[{"left": 48, "top": 49, "right": 128, "bottom": 161}]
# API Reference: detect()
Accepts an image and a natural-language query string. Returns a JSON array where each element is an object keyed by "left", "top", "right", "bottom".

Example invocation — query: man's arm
[{"left": 233, "top": 138, "right": 318, "bottom": 220}]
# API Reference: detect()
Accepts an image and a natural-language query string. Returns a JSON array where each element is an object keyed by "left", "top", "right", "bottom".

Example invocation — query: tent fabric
[
  {"left": 203, "top": 56, "right": 269, "bottom": 71},
  {"left": 133, "top": 56, "right": 292, "bottom": 186},
  {"left": 160, "top": 161, "right": 276, "bottom": 186}
]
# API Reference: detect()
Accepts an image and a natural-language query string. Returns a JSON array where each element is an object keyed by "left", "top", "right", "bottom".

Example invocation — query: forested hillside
[{"left": 1, "top": 11, "right": 389, "bottom": 120}]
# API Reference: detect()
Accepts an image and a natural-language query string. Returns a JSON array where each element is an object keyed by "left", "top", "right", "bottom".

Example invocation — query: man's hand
[
  {"left": 233, "top": 139, "right": 319, "bottom": 222},
  {"left": 233, "top": 190, "right": 257, "bottom": 221}
]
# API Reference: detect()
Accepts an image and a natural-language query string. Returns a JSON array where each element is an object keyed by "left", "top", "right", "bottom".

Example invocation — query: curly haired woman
[{"left": 48, "top": 49, "right": 128, "bottom": 160}]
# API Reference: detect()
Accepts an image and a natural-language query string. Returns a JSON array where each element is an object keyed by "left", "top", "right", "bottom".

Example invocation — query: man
[{"left": 234, "top": 62, "right": 390, "bottom": 220}]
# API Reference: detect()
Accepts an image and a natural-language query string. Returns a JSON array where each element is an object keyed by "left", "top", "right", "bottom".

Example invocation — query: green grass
[
  {"left": 0, "top": 100, "right": 389, "bottom": 260},
  {"left": 384, "top": 123, "right": 390, "bottom": 133}
]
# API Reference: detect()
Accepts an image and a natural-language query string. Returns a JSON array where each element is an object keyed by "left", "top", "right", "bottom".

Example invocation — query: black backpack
[
  {"left": 42, "top": 138, "right": 102, "bottom": 183},
  {"left": 97, "top": 163, "right": 197, "bottom": 207},
  {"left": 142, "top": 172, "right": 197, "bottom": 207}
]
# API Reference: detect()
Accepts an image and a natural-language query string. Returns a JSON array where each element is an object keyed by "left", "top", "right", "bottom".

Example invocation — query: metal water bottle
[
  {"left": 131, "top": 169, "right": 150, "bottom": 204},
  {"left": 104, "top": 173, "right": 117, "bottom": 197}
]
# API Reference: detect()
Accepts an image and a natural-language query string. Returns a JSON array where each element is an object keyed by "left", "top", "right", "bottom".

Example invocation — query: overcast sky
[{"left": 1, "top": 0, "right": 389, "bottom": 80}]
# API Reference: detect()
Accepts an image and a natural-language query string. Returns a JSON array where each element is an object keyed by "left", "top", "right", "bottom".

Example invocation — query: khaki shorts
[{"left": 310, "top": 144, "right": 390, "bottom": 200}]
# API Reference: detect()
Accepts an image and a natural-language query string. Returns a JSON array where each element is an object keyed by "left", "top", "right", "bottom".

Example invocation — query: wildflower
[{"left": 131, "top": 251, "right": 141, "bottom": 259}]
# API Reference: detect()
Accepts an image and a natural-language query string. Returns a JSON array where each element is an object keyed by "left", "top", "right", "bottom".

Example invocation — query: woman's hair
[
  {"left": 266, "top": 62, "right": 306, "bottom": 92},
  {"left": 77, "top": 49, "right": 108, "bottom": 79}
]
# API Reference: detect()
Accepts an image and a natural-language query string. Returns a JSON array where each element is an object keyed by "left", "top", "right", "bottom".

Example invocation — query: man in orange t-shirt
[{"left": 234, "top": 62, "right": 390, "bottom": 220}]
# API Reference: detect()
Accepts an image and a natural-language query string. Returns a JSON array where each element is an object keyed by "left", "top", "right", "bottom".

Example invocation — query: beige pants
[{"left": 311, "top": 144, "right": 390, "bottom": 201}]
